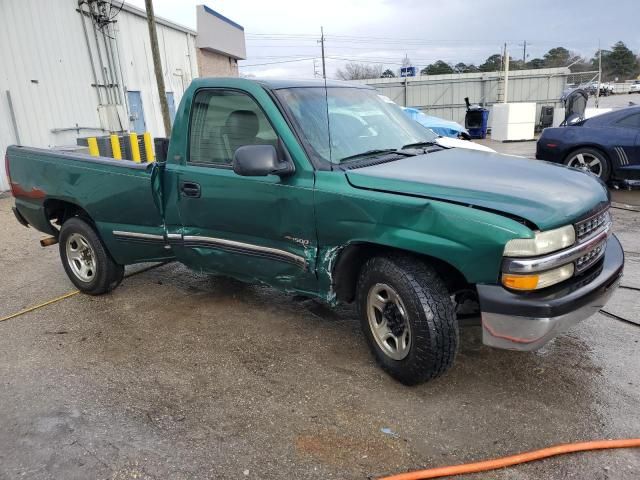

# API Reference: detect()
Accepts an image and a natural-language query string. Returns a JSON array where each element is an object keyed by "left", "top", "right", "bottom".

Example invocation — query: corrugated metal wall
[
  {"left": 0, "top": 0, "right": 197, "bottom": 191},
  {"left": 352, "top": 68, "right": 570, "bottom": 126}
]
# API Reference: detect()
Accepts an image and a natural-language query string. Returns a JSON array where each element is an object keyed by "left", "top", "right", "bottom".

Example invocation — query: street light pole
[{"left": 144, "top": 0, "right": 172, "bottom": 136}]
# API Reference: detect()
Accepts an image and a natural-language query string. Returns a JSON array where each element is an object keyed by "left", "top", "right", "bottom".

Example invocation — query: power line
[{"left": 240, "top": 57, "right": 316, "bottom": 67}]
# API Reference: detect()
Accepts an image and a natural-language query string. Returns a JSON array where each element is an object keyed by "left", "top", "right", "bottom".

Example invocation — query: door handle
[{"left": 180, "top": 181, "right": 201, "bottom": 198}]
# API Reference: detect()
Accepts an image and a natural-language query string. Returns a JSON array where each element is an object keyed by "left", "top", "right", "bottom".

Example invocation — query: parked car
[
  {"left": 537, "top": 104, "right": 640, "bottom": 183},
  {"left": 6, "top": 78, "right": 623, "bottom": 385},
  {"left": 399, "top": 105, "right": 494, "bottom": 152},
  {"left": 585, "top": 82, "right": 614, "bottom": 96},
  {"left": 630, "top": 81, "right": 640, "bottom": 94},
  {"left": 402, "top": 107, "right": 470, "bottom": 139}
]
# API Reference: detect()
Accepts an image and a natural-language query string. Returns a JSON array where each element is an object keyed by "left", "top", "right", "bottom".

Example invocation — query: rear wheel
[
  {"left": 356, "top": 255, "right": 458, "bottom": 385},
  {"left": 59, "top": 217, "right": 124, "bottom": 295},
  {"left": 564, "top": 148, "right": 610, "bottom": 181}
]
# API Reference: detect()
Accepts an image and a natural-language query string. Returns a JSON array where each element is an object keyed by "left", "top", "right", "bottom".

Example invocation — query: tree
[
  {"left": 567, "top": 56, "right": 591, "bottom": 73},
  {"left": 543, "top": 47, "right": 571, "bottom": 67},
  {"left": 380, "top": 69, "right": 396, "bottom": 78},
  {"left": 479, "top": 54, "right": 503, "bottom": 72},
  {"left": 420, "top": 60, "right": 454, "bottom": 75},
  {"left": 336, "top": 62, "right": 383, "bottom": 80},
  {"left": 595, "top": 41, "right": 640, "bottom": 81},
  {"left": 526, "top": 58, "right": 545, "bottom": 69},
  {"left": 453, "top": 62, "right": 479, "bottom": 73},
  {"left": 509, "top": 59, "right": 525, "bottom": 71}
]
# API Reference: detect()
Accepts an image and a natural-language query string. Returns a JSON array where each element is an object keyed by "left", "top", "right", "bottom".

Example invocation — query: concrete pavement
[{"left": 0, "top": 189, "right": 638, "bottom": 479}]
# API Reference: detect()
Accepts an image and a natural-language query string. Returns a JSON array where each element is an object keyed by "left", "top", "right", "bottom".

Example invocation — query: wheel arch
[
  {"left": 331, "top": 242, "right": 470, "bottom": 303},
  {"left": 43, "top": 198, "right": 95, "bottom": 233},
  {"left": 563, "top": 144, "right": 612, "bottom": 164}
]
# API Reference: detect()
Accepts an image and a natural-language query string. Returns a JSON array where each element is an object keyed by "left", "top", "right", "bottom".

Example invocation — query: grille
[
  {"left": 575, "top": 208, "right": 610, "bottom": 242},
  {"left": 575, "top": 240, "right": 606, "bottom": 272}
]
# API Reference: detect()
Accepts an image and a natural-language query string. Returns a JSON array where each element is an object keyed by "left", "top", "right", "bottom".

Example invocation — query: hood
[
  {"left": 435, "top": 137, "right": 495, "bottom": 152},
  {"left": 345, "top": 149, "right": 609, "bottom": 230}
]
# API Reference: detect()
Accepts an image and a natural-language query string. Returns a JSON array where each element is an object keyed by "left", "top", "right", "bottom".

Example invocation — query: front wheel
[
  {"left": 59, "top": 217, "right": 124, "bottom": 295},
  {"left": 356, "top": 255, "right": 458, "bottom": 385},
  {"left": 564, "top": 148, "right": 611, "bottom": 181}
]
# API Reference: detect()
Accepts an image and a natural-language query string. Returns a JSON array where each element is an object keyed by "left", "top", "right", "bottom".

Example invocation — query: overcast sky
[{"left": 128, "top": 0, "right": 640, "bottom": 79}]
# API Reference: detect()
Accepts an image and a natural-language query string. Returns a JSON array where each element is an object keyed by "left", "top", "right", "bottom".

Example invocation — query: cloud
[{"left": 127, "top": 0, "right": 639, "bottom": 78}]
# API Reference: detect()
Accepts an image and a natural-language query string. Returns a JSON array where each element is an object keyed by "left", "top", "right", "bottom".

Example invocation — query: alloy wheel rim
[
  {"left": 367, "top": 283, "right": 411, "bottom": 360},
  {"left": 66, "top": 233, "right": 97, "bottom": 282},
  {"left": 568, "top": 153, "right": 603, "bottom": 177}
]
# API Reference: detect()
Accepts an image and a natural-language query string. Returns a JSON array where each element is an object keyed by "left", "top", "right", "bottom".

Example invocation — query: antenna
[{"left": 320, "top": 26, "right": 332, "bottom": 166}]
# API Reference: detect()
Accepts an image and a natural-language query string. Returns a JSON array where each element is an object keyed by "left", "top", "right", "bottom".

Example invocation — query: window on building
[{"left": 189, "top": 90, "right": 278, "bottom": 166}]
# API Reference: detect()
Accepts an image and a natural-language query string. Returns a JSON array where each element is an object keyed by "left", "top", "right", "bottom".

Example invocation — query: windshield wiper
[
  {"left": 338, "top": 149, "right": 398, "bottom": 163},
  {"left": 400, "top": 141, "right": 438, "bottom": 149}
]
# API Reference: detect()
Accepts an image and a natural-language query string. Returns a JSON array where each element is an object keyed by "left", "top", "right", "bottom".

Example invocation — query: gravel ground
[{"left": 0, "top": 182, "right": 638, "bottom": 479}]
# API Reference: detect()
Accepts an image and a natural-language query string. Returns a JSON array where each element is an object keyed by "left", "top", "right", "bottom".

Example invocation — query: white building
[{"left": 0, "top": 1, "right": 246, "bottom": 191}]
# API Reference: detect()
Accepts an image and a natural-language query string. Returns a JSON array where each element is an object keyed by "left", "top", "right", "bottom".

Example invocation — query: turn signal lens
[
  {"left": 502, "top": 264, "right": 575, "bottom": 291},
  {"left": 502, "top": 274, "right": 539, "bottom": 290},
  {"left": 504, "top": 225, "right": 575, "bottom": 257}
]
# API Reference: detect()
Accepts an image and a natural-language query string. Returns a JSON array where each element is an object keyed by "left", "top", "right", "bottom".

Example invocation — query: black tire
[
  {"left": 564, "top": 147, "right": 611, "bottom": 182},
  {"left": 356, "top": 255, "right": 458, "bottom": 385},
  {"left": 59, "top": 217, "right": 124, "bottom": 295}
]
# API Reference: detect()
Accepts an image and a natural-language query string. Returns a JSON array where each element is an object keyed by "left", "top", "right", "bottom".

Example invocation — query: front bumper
[{"left": 477, "top": 234, "right": 624, "bottom": 351}]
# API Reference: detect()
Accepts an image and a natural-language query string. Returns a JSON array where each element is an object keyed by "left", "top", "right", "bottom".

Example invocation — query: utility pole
[
  {"left": 503, "top": 44, "right": 510, "bottom": 103},
  {"left": 521, "top": 40, "right": 527, "bottom": 65},
  {"left": 144, "top": 0, "right": 172, "bottom": 136},
  {"left": 319, "top": 26, "right": 326, "bottom": 79},
  {"left": 596, "top": 39, "right": 602, "bottom": 108}
]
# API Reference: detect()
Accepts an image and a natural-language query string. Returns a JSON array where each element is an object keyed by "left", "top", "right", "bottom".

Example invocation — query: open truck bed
[{"left": 6, "top": 146, "right": 172, "bottom": 265}]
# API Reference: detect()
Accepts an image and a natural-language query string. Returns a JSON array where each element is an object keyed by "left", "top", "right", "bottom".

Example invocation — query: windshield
[{"left": 275, "top": 87, "right": 437, "bottom": 164}]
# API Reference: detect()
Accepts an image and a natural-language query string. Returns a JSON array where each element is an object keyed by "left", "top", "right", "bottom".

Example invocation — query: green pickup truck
[{"left": 6, "top": 78, "right": 624, "bottom": 385}]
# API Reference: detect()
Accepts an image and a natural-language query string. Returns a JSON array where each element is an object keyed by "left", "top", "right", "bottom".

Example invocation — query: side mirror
[{"left": 232, "top": 144, "right": 294, "bottom": 177}]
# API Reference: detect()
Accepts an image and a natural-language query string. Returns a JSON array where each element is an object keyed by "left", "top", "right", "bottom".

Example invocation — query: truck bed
[{"left": 7, "top": 146, "right": 171, "bottom": 264}]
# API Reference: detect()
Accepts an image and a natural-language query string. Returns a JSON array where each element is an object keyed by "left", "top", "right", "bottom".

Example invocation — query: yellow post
[
  {"left": 143, "top": 132, "right": 155, "bottom": 162},
  {"left": 129, "top": 133, "right": 141, "bottom": 163},
  {"left": 87, "top": 137, "right": 99, "bottom": 157},
  {"left": 110, "top": 134, "right": 122, "bottom": 160}
]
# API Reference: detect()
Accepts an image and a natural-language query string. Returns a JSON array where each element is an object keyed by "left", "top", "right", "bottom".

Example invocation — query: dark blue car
[{"left": 536, "top": 106, "right": 640, "bottom": 183}]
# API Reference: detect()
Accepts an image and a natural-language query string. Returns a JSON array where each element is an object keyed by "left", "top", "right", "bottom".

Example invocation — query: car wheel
[
  {"left": 59, "top": 217, "right": 124, "bottom": 295},
  {"left": 564, "top": 148, "right": 611, "bottom": 181},
  {"left": 356, "top": 255, "right": 458, "bottom": 385}
]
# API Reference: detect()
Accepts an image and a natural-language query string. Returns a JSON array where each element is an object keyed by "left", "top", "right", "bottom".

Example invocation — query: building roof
[
  {"left": 119, "top": 1, "right": 197, "bottom": 35},
  {"left": 202, "top": 5, "right": 244, "bottom": 31}
]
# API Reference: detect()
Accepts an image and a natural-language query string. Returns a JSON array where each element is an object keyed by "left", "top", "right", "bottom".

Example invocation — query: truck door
[{"left": 163, "top": 88, "right": 318, "bottom": 294}]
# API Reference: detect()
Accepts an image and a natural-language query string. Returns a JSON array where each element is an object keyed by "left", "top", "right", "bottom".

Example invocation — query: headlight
[
  {"left": 502, "top": 264, "right": 575, "bottom": 291},
  {"left": 503, "top": 225, "right": 575, "bottom": 257}
]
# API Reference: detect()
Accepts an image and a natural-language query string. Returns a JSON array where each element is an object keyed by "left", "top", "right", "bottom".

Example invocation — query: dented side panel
[{"left": 314, "top": 171, "right": 534, "bottom": 301}]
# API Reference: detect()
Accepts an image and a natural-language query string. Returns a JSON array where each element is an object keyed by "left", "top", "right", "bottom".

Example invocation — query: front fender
[{"left": 314, "top": 172, "right": 533, "bottom": 300}]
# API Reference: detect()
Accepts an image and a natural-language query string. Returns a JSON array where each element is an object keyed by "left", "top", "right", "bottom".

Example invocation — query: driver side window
[{"left": 189, "top": 90, "right": 278, "bottom": 167}]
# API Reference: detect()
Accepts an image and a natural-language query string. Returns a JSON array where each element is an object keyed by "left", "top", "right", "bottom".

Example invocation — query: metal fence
[{"left": 350, "top": 67, "right": 571, "bottom": 126}]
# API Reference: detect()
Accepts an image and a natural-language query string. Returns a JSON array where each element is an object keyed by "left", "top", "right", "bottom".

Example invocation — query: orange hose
[{"left": 378, "top": 438, "right": 640, "bottom": 480}]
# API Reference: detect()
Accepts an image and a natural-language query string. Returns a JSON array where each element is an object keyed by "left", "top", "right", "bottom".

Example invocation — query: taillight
[
  {"left": 4, "top": 153, "right": 13, "bottom": 194},
  {"left": 4, "top": 152, "right": 14, "bottom": 196}
]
